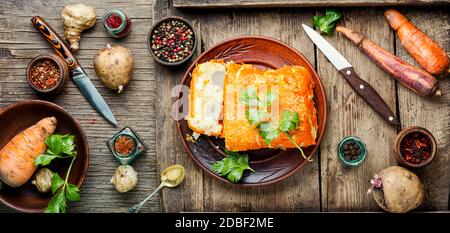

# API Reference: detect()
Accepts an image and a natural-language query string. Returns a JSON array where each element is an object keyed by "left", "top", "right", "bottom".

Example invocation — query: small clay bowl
[
  {"left": 26, "top": 54, "right": 69, "bottom": 96},
  {"left": 337, "top": 136, "right": 367, "bottom": 167},
  {"left": 393, "top": 126, "right": 437, "bottom": 169},
  {"left": 147, "top": 16, "right": 197, "bottom": 66}
]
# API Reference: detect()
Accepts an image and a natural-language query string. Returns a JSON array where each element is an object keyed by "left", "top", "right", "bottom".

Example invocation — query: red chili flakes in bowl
[
  {"left": 30, "top": 59, "right": 60, "bottom": 89},
  {"left": 400, "top": 132, "right": 432, "bottom": 164}
]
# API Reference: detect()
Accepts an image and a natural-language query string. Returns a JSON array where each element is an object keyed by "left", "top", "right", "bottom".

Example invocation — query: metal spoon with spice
[{"left": 128, "top": 164, "right": 185, "bottom": 213}]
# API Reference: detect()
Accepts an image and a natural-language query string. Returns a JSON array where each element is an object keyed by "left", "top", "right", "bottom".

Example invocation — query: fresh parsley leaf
[
  {"left": 313, "top": 9, "right": 343, "bottom": 35},
  {"left": 51, "top": 173, "right": 65, "bottom": 194},
  {"left": 210, "top": 151, "right": 255, "bottom": 183},
  {"left": 46, "top": 134, "right": 76, "bottom": 157},
  {"left": 278, "top": 110, "right": 300, "bottom": 132},
  {"left": 35, "top": 135, "right": 81, "bottom": 213},
  {"left": 263, "top": 90, "right": 278, "bottom": 107},
  {"left": 246, "top": 108, "right": 270, "bottom": 126},
  {"left": 35, "top": 134, "right": 77, "bottom": 166},
  {"left": 239, "top": 87, "right": 260, "bottom": 107},
  {"left": 46, "top": 189, "right": 66, "bottom": 213},
  {"left": 259, "top": 123, "right": 279, "bottom": 145},
  {"left": 34, "top": 154, "right": 60, "bottom": 166},
  {"left": 278, "top": 110, "right": 312, "bottom": 162},
  {"left": 65, "top": 183, "right": 80, "bottom": 202}
]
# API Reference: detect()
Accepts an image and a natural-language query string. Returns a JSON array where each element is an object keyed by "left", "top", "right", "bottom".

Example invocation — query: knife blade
[
  {"left": 31, "top": 16, "right": 118, "bottom": 127},
  {"left": 302, "top": 24, "right": 400, "bottom": 126}
]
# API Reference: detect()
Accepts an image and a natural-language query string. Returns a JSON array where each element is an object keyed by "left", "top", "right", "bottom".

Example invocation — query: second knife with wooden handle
[{"left": 302, "top": 24, "right": 400, "bottom": 127}]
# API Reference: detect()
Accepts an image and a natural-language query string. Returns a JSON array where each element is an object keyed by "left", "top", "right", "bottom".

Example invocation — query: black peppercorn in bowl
[{"left": 147, "top": 16, "right": 197, "bottom": 66}]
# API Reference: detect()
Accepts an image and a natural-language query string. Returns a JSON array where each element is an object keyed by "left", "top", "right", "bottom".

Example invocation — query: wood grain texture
[
  {"left": 0, "top": 0, "right": 159, "bottom": 213},
  {"left": 155, "top": 0, "right": 321, "bottom": 212},
  {"left": 173, "top": 0, "right": 450, "bottom": 8},
  {"left": 318, "top": 9, "right": 398, "bottom": 211},
  {"left": 395, "top": 9, "right": 450, "bottom": 210}
]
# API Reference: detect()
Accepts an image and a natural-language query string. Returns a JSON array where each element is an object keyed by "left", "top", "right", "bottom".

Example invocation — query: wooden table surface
[{"left": 0, "top": 0, "right": 449, "bottom": 212}]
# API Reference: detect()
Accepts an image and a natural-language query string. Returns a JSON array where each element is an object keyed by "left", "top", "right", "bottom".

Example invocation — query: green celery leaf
[
  {"left": 51, "top": 173, "right": 65, "bottom": 194},
  {"left": 45, "top": 189, "right": 66, "bottom": 213},
  {"left": 65, "top": 183, "right": 80, "bottom": 202}
]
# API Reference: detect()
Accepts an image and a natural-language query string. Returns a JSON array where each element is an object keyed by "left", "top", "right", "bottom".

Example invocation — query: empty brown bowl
[
  {"left": 0, "top": 100, "right": 88, "bottom": 212},
  {"left": 393, "top": 126, "right": 436, "bottom": 169},
  {"left": 26, "top": 54, "right": 69, "bottom": 96}
]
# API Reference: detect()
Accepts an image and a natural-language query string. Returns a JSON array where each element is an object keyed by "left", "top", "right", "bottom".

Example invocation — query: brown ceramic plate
[
  {"left": 176, "top": 36, "right": 327, "bottom": 186},
  {"left": 0, "top": 100, "right": 88, "bottom": 212}
]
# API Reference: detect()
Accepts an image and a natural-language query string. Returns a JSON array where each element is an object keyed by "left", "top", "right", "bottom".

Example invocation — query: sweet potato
[{"left": 0, "top": 117, "right": 57, "bottom": 187}]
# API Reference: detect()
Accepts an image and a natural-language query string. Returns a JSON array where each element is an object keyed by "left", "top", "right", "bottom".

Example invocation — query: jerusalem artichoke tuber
[{"left": 61, "top": 4, "right": 96, "bottom": 53}]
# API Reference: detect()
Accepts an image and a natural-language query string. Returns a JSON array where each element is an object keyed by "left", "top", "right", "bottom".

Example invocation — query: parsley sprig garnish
[
  {"left": 240, "top": 87, "right": 312, "bottom": 162},
  {"left": 211, "top": 150, "right": 255, "bottom": 183},
  {"left": 34, "top": 134, "right": 80, "bottom": 213},
  {"left": 313, "top": 9, "right": 343, "bottom": 35}
]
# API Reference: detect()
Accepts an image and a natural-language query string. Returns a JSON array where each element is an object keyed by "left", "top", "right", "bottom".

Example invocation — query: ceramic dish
[
  {"left": 26, "top": 54, "right": 69, "bottom": 96},
  {"left": 175, "top": 36, "right": 327, "bottom": 186},
  {"left": 0, "top": 100, "right": 88, "bottom": 212}
]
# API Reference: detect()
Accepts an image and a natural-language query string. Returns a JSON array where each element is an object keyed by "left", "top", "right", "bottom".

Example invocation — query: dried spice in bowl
[
  {"left": 148, "top": 17, "right": 196, "bottom": 65},
  {"left": 30, "top": 59, "right": 60, "bottom": 89},
  {"left": 114, "top": 135, "right": 135, "bottom": 156},
  {"left": 400, "top": 132, "right": 432, "bottom": 164}
]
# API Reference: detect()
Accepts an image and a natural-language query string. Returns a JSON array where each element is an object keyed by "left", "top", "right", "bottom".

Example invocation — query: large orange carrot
[
  {"left": 385, "top": 9, "right": 449, "bottom": 75},
  {"left": 0, "top": 117, "right": 57, "bottom": 187},
  {"left": 336, "top": 26, "right": 441, "bottom": 97}
]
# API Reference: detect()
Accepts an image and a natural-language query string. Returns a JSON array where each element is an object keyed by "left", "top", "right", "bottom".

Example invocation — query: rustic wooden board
[
  {"left": 154, "top": 0, "right": 321, "bottom": 212},
  {"left": 395, "top": 9, "right": 450, "bottom": 210},
  {"left": 173, "top": 0, "right": 450, "bottom": 8},
  {"left": 0, "top": 0, "right": 160, "bottom": 213},
  {"left": 318, "top": 8, "right": 398, "bottom": 211}
]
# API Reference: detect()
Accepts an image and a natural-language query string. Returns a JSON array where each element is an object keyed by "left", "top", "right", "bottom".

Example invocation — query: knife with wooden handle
[
  {"left": 302, "top": 24, "right": 400, "bottom": 126},
  {"left": 31, "top": 16, "right": 118, "bottom": 127}
]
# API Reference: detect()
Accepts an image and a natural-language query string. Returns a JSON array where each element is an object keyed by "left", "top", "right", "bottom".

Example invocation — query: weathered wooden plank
[
  {"left": 0, "top": 0, "right": 159, "bottom": 213},
  {"left": 319, "top": 9, "right": 398, "bottom": 211},
  {"left": 395, "top": 9, "right": 450, "bottom": 210},
  {"left": 154, "top": 0, "right": 205, "bottom": 212},
  {"left": 173, "top": 0, "right": 449, "bottom": 8}
]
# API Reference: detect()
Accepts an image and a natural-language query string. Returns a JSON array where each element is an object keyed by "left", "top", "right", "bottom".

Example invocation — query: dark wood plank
[
  {"left": 395, "top": 9, "right": 450, "bottom": 210},
  {"left": 173, "top": 0, "right": 449, "bottom": 8},
  {"left": 318, "top": 8, "right": 398, "bottom": 211},
  {"left": 153, "top": 0, "right": 205, "bottom": 212},
  {"left": 0, "top": 0, "right": 159, "bottom": 213},
  {"left": 154, "top": 1, "right": 321, "bottom": 212}
]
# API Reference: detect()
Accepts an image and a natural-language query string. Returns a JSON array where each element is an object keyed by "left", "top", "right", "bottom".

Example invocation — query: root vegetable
[
  {"left": 93, "top": 44, "right": 134, "bottom": 93},
  {"left": 0, "top": 117, "right": 57, "bottom": 187},
  {"left": 111, "top": 165, "right": 138, "bottom": 193},
  {"left": 370, "top": 166, "right": 424, "bottom": 213},
  {"left": 61, "top": 4, "right": 96, "bottom": 53},
  {"left": 31, "top": 168, "right": 53, "bottom": 193},
  {"left": 385, "top": 9, "right": 449, "bottom": 75},
  {"left": 336, "top": 26, "right": 441, "bottom": 97}
]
